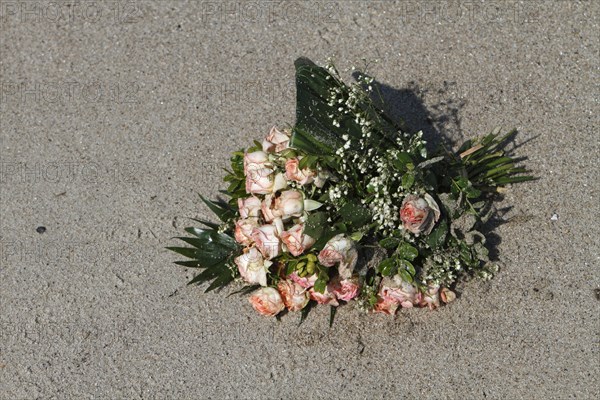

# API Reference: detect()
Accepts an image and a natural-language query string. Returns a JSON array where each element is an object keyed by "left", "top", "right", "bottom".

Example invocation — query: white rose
[{"left": 234, "top": 247, "right": 270, "bottom": 287}]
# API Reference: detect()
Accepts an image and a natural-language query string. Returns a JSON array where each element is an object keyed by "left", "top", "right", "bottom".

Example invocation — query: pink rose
[
  {"left": 277, "top": 280, "right": 309, "bottom": 311},
  {"left": 285, "top": 157, "right": 314, "bottom": 185},
  {"left": 330, "top": 276, "right": 360, "bottom": 301},
  {"left": 251, "top": 224, "right": 281, "bottom": 260},
  {"left": 261, "top": 190, "right": 305, "bottom": 222},
  {"left": 288, "top": 271, "right": 317, "bottom": 288},
  {"left": 234, "top": 247, "right": 270, "bottom": 287},
  {"left": 373, "top": 297, "right": 399, "bottom": 315},
  {"left": 309, "top": 286, "right": 339, "bottom": 306},
  {"left": 379, "top": 276, "right": 421, "bottom": 308},
  {"left": 400, "top": 194, "right": 441, "bottom": 235},
  {"left": 234, "top": 218, "right": 258, "bottom": 246},
  {"left": 318, "top": 234, "right": 358, "bottom": 279},
  {"left": 249, "top": 287, "right": 285, "bottom": 316},
  {"left": 238, "top": 196, "right": 262, "bottom": 219},
  {"left": 262, "top": 126, "right": 290, "bottom": 153},
  {"left": 280, "top": 224, "right": 315, "bottom": 256}
]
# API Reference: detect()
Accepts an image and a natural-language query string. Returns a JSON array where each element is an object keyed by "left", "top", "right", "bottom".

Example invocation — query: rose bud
[
  {"left": 379, "top": 275, "right": 420, "bottom": 308},
  {"left": 262, "top": 126, "right": 290, "bottom": 153},
  {"left": 318, "top": 234, "right": 358, "bottom": 279},
  {"left": 440, "top": 287, "right": 456, "bottom": 304},
  {"left": 309, "top": 285, "right": 339, "bottom": 306},
  {"left": 330, "top": 276, "right": 360, "bottom": 302},
  {"left": 419, "top": 284, "right": 441, "bottom": 310},
  {"left": 251, "top": 224, "right": 281, "bottom": 260},
  {"left": 234, "top": 218, "right": 258, "bottom": 246},
  {"left": 249, "top": 287, "right": 285, "bottom": 316},
  {"left": 285, "top": 157, "right": 315, "bottom": 185},
  {"left": 280, "top": 223, "right": 316, "bottom": 256},
  {"left": 234, "top": 247, "right": 271, "bottom": 287},
  {"left": 277, "top": 280, "right": 310, "bottom": 312},
  {"left": 238, "top": 196, "right": 262, "bottom": 219},
  {"left": 288, "top": 271, "right": 318, "bottom": 288},
  {"left": 373, "top": 297, "right": 400, "bottom": 315},
  {"left": 399, "top": 193, "right": 441, "bottom": 235}
]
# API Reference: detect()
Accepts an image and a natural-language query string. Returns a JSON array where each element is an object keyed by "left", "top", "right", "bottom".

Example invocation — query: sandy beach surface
[{"left": 1, "top": 1, "right": 598, "bottom": 398}]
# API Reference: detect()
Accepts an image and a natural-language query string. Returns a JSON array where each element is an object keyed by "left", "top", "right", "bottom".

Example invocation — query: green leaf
[
  {"left": 291, "top": 57, "right": 398, "bottom": 156},
  {"left": 303, "top": 211, "right": 328, "bottom": 239},
  {"left": 174, "top": 260, "right": 202, "bottom": 268},
  {"left": 338, "top": 201, "right": 372, "bottom": 227},
  {"left": 399, "top": 259, "right": 415, "bottom": 276},
  {"left": 393, "top": 153, "right": 413, "bottom": 171},
  {"left": 427, "top": 219, "right": 448, "bottom": 249},
  {"left": 402, "top": 173, "right": 415, "bottom": 190},
  {"left": 313, "top": 278, "right": 327, "bottom": 294},
  {"left": 286, "top": 259, "right": 298, "bottom": 276},
  {"left": 399, "top": 269, "right": 414, "bottom": 284},
  {"left": 190, "top": 218, "right": 220, "bottom": 230},
  {"left": 379, "top": 237, "right": 400, "bottom": 250},
  {"left": 398, "top": 243, "right": 418, "bottom": 261},
  {"left": 378, "top": 258, "right": 397, "bottom": 277}
]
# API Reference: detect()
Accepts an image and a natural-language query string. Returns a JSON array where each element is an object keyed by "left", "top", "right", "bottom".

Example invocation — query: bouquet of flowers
[{"left": 168, "top": 57, "right": 533, "bottom": 322}]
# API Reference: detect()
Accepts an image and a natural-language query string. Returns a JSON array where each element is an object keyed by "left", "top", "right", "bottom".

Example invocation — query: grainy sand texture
[{"left": 1, "top": 1, "right": 598, "bottom": 399}]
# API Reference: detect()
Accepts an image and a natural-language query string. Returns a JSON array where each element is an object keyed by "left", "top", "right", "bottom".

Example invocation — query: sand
[{"left": 1, "top": 1, "right": 598, "bottom": 398}]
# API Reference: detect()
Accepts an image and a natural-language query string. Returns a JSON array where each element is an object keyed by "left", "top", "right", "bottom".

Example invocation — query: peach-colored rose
[
  {"left": 309, "top": 286, "right": 339, "bottom": 306},
  {"left": 234, "top": 218, "right": 258, "bottom": 246},
  {"left": 251, "top": 224, "right": 281, "bottom": 260},
  {"left": 280, "top": 224, "right": 315, "bottom": 256},
  {"left": 249, "top": 287, "right": 285, "bottom": 316},
  {"left": 277, "top": 280, "right": 309, "bottom": 311},
  {"left": 330, "top": 276, "right": 360, "bottom": 302},
  {"left": 238, "top": 196, "right": 262, "bottom": 219},
  {"left": 440, "top": 287, "right": 456, "bottom": 304},
  {"left": 373, "top": 297, "right": 399, "bottom": 315},
  {"left": 234, "top": 247, "right": 270, "bottom": 287},
  {"left": 262, "top": 126, "right": 290, "bottom": 153},
  {"left": 400, "top": 194, "right": 441, "bottom": 235},
  {"left": 419, "top": 284, "right": 441, "bottom": 310},
  {"left": 261, "top": 190, "right": 305, "bottom": 222},
  {"left": 288, "top": 271, "right": 317, "bottom": 288},
  {"left": 379, "top": 276, "right": 420, "bottom": 308},
  {"left": 318, "top": 234, "right": 358, "bottom": 279},
  {"left": 285, "top": 157, "right": 315, "bottom": 185}
]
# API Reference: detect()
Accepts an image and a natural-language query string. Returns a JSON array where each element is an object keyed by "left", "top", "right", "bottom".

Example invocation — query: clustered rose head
[
  {"left": 400, "top": 193, "right": 441, "bottom": 235},
  {"left": 237, "top": 127, "right": 453, "bottom": 318}
]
